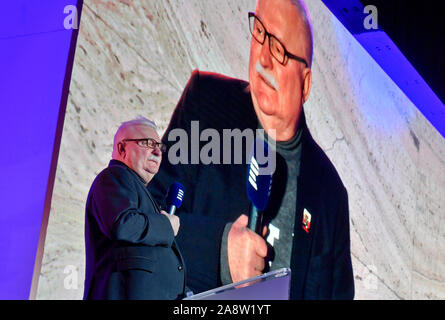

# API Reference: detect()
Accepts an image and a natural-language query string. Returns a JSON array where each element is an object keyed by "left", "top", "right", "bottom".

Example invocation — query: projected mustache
[
  {"left": 256, "top": 61, "right": 279, "bottom": 91},
  {"left": 148, "top": 154, "right": 161, "bottom": 164}
]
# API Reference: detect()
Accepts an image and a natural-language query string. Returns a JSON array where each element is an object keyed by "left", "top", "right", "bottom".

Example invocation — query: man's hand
[
  {"left": 160, "top": 210, "right": 180, "bottom": 236},
  {"left": 228, "top": 214, "right": 268, "bottom": 283}
]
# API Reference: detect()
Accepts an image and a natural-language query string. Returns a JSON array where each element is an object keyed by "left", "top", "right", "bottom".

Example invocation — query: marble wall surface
[{"left": 36, "top": 0, "right": 445, "bottom": 299}]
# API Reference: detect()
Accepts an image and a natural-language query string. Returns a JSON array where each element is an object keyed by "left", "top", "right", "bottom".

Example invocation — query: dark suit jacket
[
  {"left": 148, "top": 70, "right": 354, "bottom": 299},
  {"left": 84, "top": 160, "right": 186, "bottom": 300}
]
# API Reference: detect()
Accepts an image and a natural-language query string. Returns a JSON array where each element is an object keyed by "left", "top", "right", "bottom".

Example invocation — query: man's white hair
[{"left": 118, "top": 116, "right": 157, "bottom": 131}]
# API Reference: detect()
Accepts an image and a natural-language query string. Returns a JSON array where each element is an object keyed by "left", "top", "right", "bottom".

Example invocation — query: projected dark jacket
[
  {"left": 148, "top": 70, "right": 354, "bottom": 300},
  {"left": 83, "top": 160, "right": 185, "bottom": 300}
]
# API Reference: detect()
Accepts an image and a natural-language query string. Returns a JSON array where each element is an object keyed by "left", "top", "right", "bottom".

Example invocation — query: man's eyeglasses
[
  {"left": 122, "top": 138, "right": 167, "bottom": 152},
  {"left": 248, "top": 12, "right": 308, "bottom": 67}
]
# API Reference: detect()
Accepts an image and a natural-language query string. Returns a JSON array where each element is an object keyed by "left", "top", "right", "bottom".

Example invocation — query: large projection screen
[{"left": 36, "top": 0, "right": 444, "bottom": 299}]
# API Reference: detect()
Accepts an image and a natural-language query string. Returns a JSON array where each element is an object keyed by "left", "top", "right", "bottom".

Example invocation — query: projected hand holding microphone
[
  {"left": 160, "top": 182, "right": 185, "bottom": 236},
  {"left": 227, "top": 138, "right": 274, "bottom": 284}
]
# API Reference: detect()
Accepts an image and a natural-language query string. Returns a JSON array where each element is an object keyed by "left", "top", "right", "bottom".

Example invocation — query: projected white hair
[{"left": 290, "top": 0, "right": 314, "bottom": 67}]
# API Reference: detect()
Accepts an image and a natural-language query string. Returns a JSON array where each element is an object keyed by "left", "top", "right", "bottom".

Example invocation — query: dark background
[{"left": 359, "top": 0, "right": 444, "bottom": 104}]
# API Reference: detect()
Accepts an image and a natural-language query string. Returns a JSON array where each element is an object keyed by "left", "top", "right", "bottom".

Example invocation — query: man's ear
[
  {"left": 118, "top": 142, "right": 125, "bottom": 156},
  {"left": 302, "top": 68, "right": 312, "bottom": 104}
]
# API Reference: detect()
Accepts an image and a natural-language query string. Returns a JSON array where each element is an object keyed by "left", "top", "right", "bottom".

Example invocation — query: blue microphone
[
  {"left": 166, "top": 182, "right": 185, "bottom": 215},
  {"left": 246, "top": 138, "right": 274, "bottom": 234}
]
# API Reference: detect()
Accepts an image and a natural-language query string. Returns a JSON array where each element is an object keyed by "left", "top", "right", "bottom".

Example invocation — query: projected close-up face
[{"left": 248, "top": 0, "right": 312, "bottom": 142}]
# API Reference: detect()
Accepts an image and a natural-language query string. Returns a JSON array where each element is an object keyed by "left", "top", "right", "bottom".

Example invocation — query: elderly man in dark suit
[
  {"left": 148, "top": 0, "right": 354, "bottom": 300},
  {"left": 83, "top": 117, "right": 185, "bottom": 300}
]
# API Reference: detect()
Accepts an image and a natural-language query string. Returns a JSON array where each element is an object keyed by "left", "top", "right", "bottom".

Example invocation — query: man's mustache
[
  {"left": 256, "top": 61, "right": 279, "bottom": 91},
  {"left": 148, "top": 154, "right": 161, "bottom": 164}
]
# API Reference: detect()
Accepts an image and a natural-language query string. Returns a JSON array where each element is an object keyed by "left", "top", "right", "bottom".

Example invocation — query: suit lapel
[
  {"left": 289, "top": 118, "right": 323, "bottom": 299},
  {"left": 123, "top": 164, "right": 185, "bottom": 262}
]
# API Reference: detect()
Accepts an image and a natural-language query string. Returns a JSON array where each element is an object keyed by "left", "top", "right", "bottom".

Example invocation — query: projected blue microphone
[
  {"left": 247, "top": 138, "right": 274, "bottom": 234},
  {"left": 166, "top": 182, "right": 185, "bottom": 215}
]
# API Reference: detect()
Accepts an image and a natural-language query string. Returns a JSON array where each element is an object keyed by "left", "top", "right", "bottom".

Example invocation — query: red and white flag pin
[{"left": 302, "top": 209, "right": 311, "bottom": 234}]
